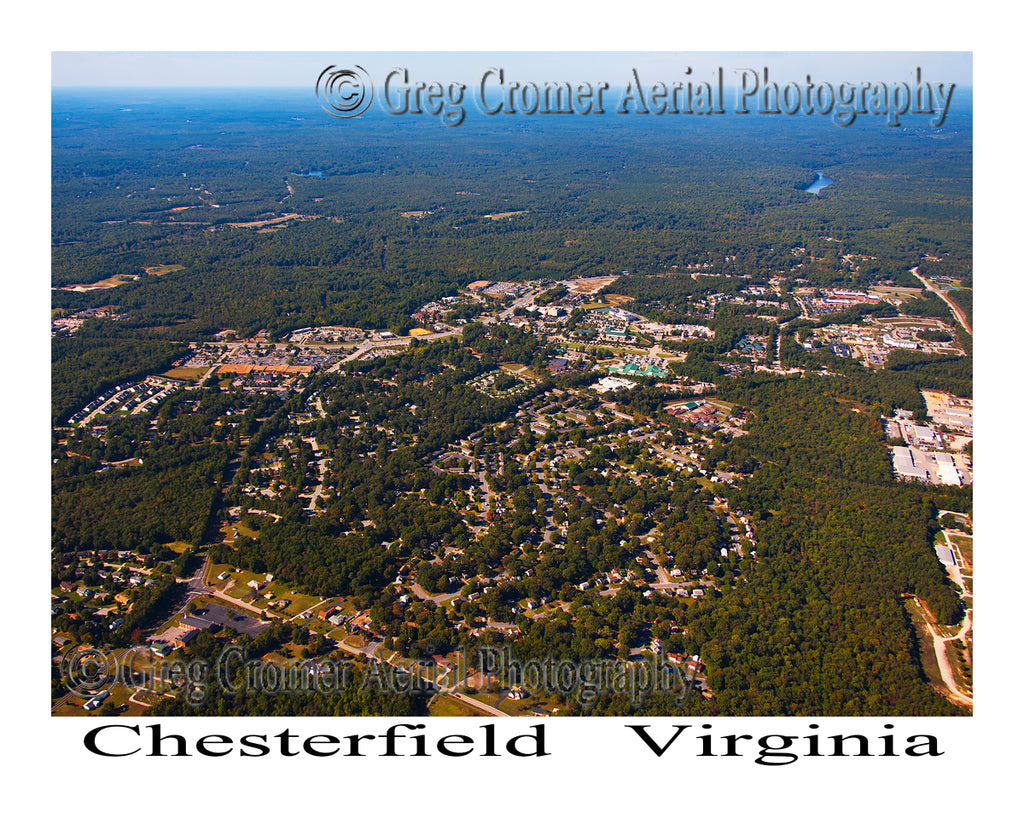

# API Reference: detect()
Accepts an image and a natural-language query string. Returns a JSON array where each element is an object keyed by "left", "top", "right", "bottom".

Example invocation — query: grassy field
[
  {"left": 271, "top": 589, "right": 322, "bottom": 617},
  {"left": 221, "top": 569, "right": 269, "bottom": 601},
  {"left": 496, "top": 691, "right": 560, "bottom": 716},
  {"left": 947, "top": 533, "right": 973, "bottom": 570},
  {"left": 429, "top": 694, "right": 492, "bottom": 716},
  {"left": 126, "top": 689, "right": 170, "bottom": 711},
  {"left": 339, "top": 634, "right": 368, "bottom": 650},
  {"left": 53, "top": 654, "right": 178, "bottom": 717},
  {"left": 211, "top": 563, "right": 323, "bottom": 615},
  {"left": 947, "top": 641, "right": 973, "bottom": 696},
  {"left": 206, "top": 561, "right": 239, "bottom": 588},
  {"left": 161, "top": 366, "right": 208, "bottom": 382},
  {"left": 902, "top": 598, "right": 945, "bottom": 694},
  {"left": 496, "top": 695, "right": 538, "bottom": 716},
  {"left": 222, "top": 521, "right": 259, "bottom": 541}
]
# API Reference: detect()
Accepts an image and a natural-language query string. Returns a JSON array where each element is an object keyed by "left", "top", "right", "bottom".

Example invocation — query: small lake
[
  {"left": 297, "top": 171, "right": 323, "bottom": 178},
  {"left": 805, "top": 171, "right": 834, "bottom": 194}
]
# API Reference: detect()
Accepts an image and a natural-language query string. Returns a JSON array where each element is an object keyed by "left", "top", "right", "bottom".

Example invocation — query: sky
[{"left": 51, "top": 51, "right": 973, "bottom": 88}]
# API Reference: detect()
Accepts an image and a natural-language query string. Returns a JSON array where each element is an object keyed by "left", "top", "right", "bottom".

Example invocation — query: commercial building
[
  {"left": 594, "top": 376, "right": 637, "bottom": 393},
  {"left": 892, "top": 446, "right": 928, "bottom": 480}
]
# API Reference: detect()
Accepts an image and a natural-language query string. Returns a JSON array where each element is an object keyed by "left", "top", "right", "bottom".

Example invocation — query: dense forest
[
  {"left": 51, "top": 89, "right": 971, "bottom": 431},
  {"left": 52, "top": 89, "right": 970, "bottom": 326}
]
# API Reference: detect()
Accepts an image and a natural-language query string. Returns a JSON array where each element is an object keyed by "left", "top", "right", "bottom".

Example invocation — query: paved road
[
  {"left": 443, "top": 690, "right": 508, "bottom": 717},
  {"left": 197, "top": 363, "right": 223, "bottom": 387},
  {"left": 202, "top": 587, "right": 276, "bottom": 618},
  {"left": 327, "top": 329, "right": 464, "bottom": 372},
  {"left": 911, "top": 267, "right": 972, "bottom": 336},
  {"left": 301, "top": 436, "right": 329, "bottom": 512},
  {"left": 334, "top": 637, "right": 382, "bottom": 659},
  {"left": 179, "top": 554, "right": 280, "bottom": 620},
  {"left": 289, "top": 599, "right": 329, "bottom": 622},
  {"left": 643, "top": 548, "right": 672, "bottom": 585},
  {"left": 409, "top": 582, "right": 461, "bottom": 606}
]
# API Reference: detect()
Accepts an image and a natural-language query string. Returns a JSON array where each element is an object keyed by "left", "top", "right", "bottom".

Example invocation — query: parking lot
[{"left": 195, "top": 603, "right": 269, "bottom": 638}]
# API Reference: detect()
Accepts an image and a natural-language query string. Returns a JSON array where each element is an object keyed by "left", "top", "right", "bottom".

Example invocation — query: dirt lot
[{"left": 565, "top": 275, "right": 619, "bottom": 294}]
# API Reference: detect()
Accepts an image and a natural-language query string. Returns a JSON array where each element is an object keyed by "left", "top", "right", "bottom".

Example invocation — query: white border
[{"left": 15, "top": 2, "right": 1018, "bottom": 814}]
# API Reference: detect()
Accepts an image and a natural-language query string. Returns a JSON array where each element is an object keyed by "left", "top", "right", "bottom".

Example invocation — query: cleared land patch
[
  {"left": 483, "top": 210, "right": 528, "bottom": 220},
  {"left": 59, "top": 264, "right": 182, "bottom": 292},
  {"left": 144, "top": 264, "right": 185, "bottom": 275},
  {"left": 565, "top": 275, "right": 620, "bottom": 294},
  {"left": 161, "top": 366, "right": 208, "bottom": 382},
  {"left": 226, "top": 213, "right": 307, "bottom": 229}
]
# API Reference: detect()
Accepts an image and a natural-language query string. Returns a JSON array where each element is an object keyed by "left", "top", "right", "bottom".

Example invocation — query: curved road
[
  {"left": 911, "top": 267, "right": 972, "bottom": 337},
  {"left": 911, "top": 596, "right": 972, "bottom": 709}
]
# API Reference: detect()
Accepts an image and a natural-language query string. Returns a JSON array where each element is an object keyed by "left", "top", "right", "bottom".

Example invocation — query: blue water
[
  {"left": 298, "top": 171, "right": 323, "bottom": 177},
  {"left": 805, "top": 171, "right": 834, "bottom": 194}
]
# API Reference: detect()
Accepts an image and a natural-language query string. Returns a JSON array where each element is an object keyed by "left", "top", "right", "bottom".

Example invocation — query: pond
[{"left": 805, "top": 171, "right": 834, "bottom": 194}]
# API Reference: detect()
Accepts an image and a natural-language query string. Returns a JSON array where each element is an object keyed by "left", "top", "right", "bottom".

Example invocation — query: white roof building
[
  {"left": 893, "top": 446, "right": 928, "bottom": 480},
  {"left": 914, "top": 425, "right": 938, "bottom": 444},
  {"left": 594, "top": 376, "right": 638, "bottom": 393}
]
